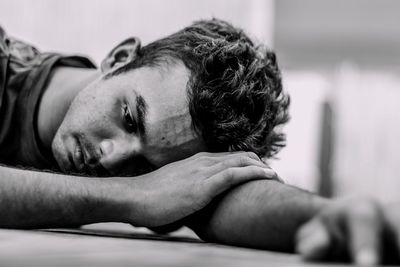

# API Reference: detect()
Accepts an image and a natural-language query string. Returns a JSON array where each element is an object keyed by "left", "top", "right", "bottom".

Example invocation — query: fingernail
[
  {"left": 263, "top": 168, "right": 276, "bottom": 178},
  {"left": 355, "top": 250, "right": 378, "bottom": 266}
]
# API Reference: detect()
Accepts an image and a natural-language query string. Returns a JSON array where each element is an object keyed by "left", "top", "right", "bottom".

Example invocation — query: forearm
[
  {"left": 186, "top": 180, "right": 330, "bottom": 252},
  {"left": 0, "top": 166, "right": 129, "bottom": 228}
]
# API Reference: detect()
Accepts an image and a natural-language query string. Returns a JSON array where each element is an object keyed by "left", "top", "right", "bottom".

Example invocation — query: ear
[{"left": 101, "top": 37, "right": 141, "bottom": 73}]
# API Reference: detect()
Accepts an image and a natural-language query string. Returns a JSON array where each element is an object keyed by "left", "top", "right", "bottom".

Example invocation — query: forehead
[
  {"left": 105, "top": 60, "right": 191, "bottom": 119},
  {"left": 132, "top": 60, "right": 191, "bottom": 119},
  {"left": 133, "top": 61, "right": 193, "bottom": 135}
]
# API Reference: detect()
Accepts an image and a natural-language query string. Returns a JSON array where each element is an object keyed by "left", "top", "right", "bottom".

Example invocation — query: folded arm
[{"left": 0, "top": 152, "right": 273, "bottom": 228}]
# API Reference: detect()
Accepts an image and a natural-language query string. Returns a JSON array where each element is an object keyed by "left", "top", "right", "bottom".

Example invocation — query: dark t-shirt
[{"left": 0, "top": 26, "right": 96, "bottom": 170}]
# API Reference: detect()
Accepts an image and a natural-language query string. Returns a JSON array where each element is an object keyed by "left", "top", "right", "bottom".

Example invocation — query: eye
[{"left": 122, "top": 104, "right": 138, "bottom": 133}]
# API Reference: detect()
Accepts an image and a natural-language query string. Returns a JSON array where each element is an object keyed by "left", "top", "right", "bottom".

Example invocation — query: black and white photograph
[{"left": 1, "top": 0, "right": 400, "bottom": 266}]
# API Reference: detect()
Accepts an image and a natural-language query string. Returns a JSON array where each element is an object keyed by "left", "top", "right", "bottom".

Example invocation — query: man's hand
[
  {"left": 0, "top": 152, "right": 275, "bottom": 229},
  {"left": 124, "top": 152, "right": 276, "bottom": 228},
  {"left": 296, "top": 196, "right": 400, "bottom": 265}
]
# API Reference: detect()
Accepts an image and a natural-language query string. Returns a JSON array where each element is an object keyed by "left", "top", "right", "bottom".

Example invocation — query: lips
[
  {"left": 72, "top": 138, "right": 85, "bottom": 172},
  {"left": 70, "top": 136, "right": 109, "bottom": 176}
]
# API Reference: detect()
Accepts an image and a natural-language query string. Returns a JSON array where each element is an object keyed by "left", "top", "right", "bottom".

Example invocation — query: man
[{"left": 0, "top": 19, "right": 399, "bottom": 265}]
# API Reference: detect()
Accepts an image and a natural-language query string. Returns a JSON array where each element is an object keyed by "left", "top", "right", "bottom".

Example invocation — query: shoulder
[
  {"left": 0, "top": 25, "right": 41, "bottom": 64},
  {"left": 0, "top": 25, "right": 8, "bottom": 55}
]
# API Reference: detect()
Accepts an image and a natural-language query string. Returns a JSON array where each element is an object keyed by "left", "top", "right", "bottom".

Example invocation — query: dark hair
[{"left": 111, "top": 19, "right": 290, "bottom": 158}]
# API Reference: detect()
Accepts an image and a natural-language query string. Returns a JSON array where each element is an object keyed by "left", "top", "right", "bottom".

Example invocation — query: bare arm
[
  {"left": 185, "top": 180, "right": 330, "bottom": 252},
  {"left": 0, "top": 152, "right": 273, "bottom": 228},
  {"left": 0, "top": 165, "right": 128, "bottom": 228}
]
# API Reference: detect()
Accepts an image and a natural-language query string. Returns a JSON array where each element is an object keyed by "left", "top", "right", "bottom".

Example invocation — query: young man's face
[{"left": 52, "top": 60, "right": 206, "bottom": 176}]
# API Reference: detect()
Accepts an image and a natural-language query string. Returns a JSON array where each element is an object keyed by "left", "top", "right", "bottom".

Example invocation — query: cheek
[
  {"left": 143, "top": 122, "right": 203, "bottom": 167},
  {"left": 63, "top": 89, "right": 117, "bottom": 136}
]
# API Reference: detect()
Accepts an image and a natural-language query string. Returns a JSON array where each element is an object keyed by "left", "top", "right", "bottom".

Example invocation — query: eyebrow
[{"left": 135, "top": 94, "right": 148, "bottom": 137}]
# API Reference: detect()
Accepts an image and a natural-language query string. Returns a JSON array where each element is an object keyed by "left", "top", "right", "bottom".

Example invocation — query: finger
[
  {"left": 190, "top": 151, "right": 246, "bottom": 159},
  {"left": 198, "top": 151, "right": 261, "bottom": 161},
  {"left": 221, "top": 151, "right": 262, "bottom": 162},
  {"left": 203, "top": 166, "right": 273, "bottom": 196},
  {"left": 296, "top": 218, "right": 331, "bottom": 261},
  {"left": 382, "top": 205, "right": 400, "bottom": 263},
  {"left": 347, "top": 203, "right": 382, "bottom": 265},
  {"left": 206, "top": 156, "right": 271, "bottom": 175}
]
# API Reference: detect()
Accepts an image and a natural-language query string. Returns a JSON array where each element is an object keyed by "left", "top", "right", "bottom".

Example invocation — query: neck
[{"left": 37, "top": 66, "right": 100, "bottom": 152}]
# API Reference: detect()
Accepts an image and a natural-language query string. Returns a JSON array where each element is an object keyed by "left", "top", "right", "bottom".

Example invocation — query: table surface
[{"left": 0, "top": 223, "right": 375, "bottom": 267}]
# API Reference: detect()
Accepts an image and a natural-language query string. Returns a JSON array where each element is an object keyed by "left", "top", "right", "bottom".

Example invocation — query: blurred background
[{"left": 1, "top": 0, "right": 400, "bottom": 203}]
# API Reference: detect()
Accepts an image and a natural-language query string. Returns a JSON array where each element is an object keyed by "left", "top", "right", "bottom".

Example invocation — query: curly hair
[{"left": 111, "top": 19, "right": 290, "bottom": 158}]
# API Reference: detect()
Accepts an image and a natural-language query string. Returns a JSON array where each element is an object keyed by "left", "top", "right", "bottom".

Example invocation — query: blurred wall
[
  {"left": 332, "top": 64, "right": 400, "bottom": 203},
  {"left": 275, "top": 0, "right": 400, "bottom": 68},
  {"left": 275, "top": 0, "right": 400, "bottom": 201},
  {"left": 0, "top": 0, "right": 274, "bottom": 64}
]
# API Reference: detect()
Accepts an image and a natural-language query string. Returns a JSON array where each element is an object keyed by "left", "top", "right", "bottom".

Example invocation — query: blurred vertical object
[{"left": 318, "top": 100, "right": 334, "bottom": 198}]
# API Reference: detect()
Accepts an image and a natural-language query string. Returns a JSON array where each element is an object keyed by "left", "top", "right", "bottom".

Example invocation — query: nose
[
  {"left": 99, "top": 137, "right": 142, "bottom": 174},
  {"left": 99, "top": 140, "right": 114, "bottom": 156}
]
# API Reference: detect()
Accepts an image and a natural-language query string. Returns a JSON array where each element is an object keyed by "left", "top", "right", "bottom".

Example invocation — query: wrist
[
  {"left": 294, "top": 190, "right": 331, "bottom": 226},
  {"left": 81, "top": 177, "right": 136, "bottom": 224}
]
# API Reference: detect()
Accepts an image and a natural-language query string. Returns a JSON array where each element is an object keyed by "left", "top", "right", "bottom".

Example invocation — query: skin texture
[
  {"left": 51, "top": 61, "right": 206, "bottom": 176},
  {"left": 38, "top": 38, "right": 207, "bottom": 176}
]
